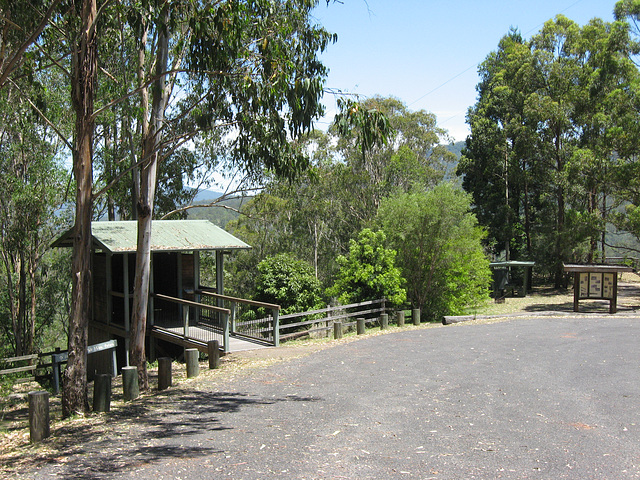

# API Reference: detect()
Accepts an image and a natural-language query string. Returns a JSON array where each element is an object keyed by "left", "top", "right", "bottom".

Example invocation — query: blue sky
[{"left": 312, "top": 0, "right": 618, "bottom": 142}]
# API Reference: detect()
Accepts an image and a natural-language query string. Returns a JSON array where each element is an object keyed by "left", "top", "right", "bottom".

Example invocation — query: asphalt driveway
[{"left": 28, "top": 314, "right": 640, "bottom": 479}]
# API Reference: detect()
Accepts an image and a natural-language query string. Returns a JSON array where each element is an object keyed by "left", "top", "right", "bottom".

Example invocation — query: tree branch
[{"left": 0, "top": 0, "right": 64, "bottom": 88}]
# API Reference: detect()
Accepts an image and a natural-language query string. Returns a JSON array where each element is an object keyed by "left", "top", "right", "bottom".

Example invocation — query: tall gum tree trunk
[
  {"left": 130, "top": 5, "right": 169, "bottom": 391},
  {"left": 62, "top": 0, "right": 97, "bottom": 417}
]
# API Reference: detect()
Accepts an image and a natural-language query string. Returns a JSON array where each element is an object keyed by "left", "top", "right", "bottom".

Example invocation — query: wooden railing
[
  {"left": 152, "top": 293, "right": 233, "bottom": 352},
  {"left": 196, "top": 289, "right": 281, "bottom": 347}
]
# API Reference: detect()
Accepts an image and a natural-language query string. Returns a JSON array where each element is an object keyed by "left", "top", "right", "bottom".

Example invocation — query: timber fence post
[
  {"left": 208, "top": 340, "right": 220, "bottom": 369},
  {"left": 28, "top": 391, "right": 50, "bottom": 443},
  {"left": 397, "top": 310, "right": 405, "bottom": 327},
  {"left": 356, "top": 317, "right": 365, "bottom": 335},
  {"left": 185, "top": 348, "right": 199, "bottom": 378},
  {"left": 380, "top": 313, "right": 388, "bottom": 330},
  {"left": 334, "top": 321, "right": 343, "bottom": 340},
  {"left": 122, "top": 366, "right": 139, "bottom": 401},
  {"left": 93, "top": 374, "right": 111, "bottom": 412},
  {"left": 158, "top": 357, "right": 172, "bottom": 391},
  {"left": 412, "top": 308, "right": 421, "bottom": 326}
]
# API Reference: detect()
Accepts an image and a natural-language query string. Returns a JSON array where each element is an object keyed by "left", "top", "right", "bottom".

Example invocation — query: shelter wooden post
[
  {"left": 611, "top": 272, "right": 618, "bottom": 314},
  {"left": 573, "top": 271, "right": 580, "bottom": 312},
  {"left": 123, "top": 253, "right": 130, "bottom": 366}
]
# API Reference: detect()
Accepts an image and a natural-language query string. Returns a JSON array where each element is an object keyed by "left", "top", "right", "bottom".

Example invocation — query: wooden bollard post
[
  {"left": 412, "top": 308, "right": 421, "bottom": 326},
  {"left": 28, "top": 391, "right": 50, "bottom": 443},
  {"left": 397, "top": 310, "right": 405, "bottom": 327},
  {"left": 380, "top": 313, "right": 389, "bottom": 330},
  {"left": 93, "top": 374, "right": 111, "bottom": 412},
  {"left": 356, "top": 317, "right": 365, "bottom": 335},
  {"left": 158, "top": 357, "right": 172, "bottom": 391},
  {"left": 208, "top": 340, "right": 220, "bottom": 369},
  {"left": 185, "top": 348, "right": 199, "bottom": 378},
  {"left": 122, "top": 366, "right": 139, "bottom": 401},
  {"left": 334, "top": 321, "right": 343, "bottom": 340}
]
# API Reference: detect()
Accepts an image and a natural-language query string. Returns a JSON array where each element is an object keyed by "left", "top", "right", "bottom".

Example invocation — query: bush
[
  {"left": 377, "top": 183, "right": 491, "bottom": 320},
  {"left": 254, "top": 253, "right": 324, "bottom": 315},
  {"left": 326, "top": 228, "right": 406, "bottom": 306}
]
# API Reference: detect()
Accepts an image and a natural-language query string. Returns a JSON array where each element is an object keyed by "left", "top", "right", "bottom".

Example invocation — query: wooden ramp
[{"left": 150, "top": 325, "right": 270, "bottom": 353}]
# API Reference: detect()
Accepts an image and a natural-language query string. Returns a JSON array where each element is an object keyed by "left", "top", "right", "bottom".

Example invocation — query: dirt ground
[{"left": 2, "top": 273, "right": 640, "bottom": 478}]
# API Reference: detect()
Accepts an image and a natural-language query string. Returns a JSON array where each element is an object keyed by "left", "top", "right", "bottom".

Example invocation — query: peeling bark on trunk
[
  {"left": 130, "top": 6, "right": 169, "bottom": 391},
  {"left": 62, "top": 0, "right": 97, "bottom": 418}
]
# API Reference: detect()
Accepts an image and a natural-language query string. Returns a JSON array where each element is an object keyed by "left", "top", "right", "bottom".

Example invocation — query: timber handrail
[
  {"left": 197, "top": 289, "right": 281, "bottom": 310},
  {"left": 152, "top": 293, "right": 231, "bottom": 315}
]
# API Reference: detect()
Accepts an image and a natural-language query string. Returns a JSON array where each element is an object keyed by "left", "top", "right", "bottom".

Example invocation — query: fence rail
[{"left": 247, "top": 298, "right": 388, "bottom": 342}]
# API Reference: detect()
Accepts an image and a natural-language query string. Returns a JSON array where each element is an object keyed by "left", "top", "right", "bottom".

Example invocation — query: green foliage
[
  {"left": 254, "top": 253, "right": 324, "bottom": 316},
  {"left": 459, "top": 17, "right": 640, "bottom": 285},
  {"left": 327, "top": 229, "right": 406, "bottom": 306},
  {"left": 377, "top": 183, "right": 491, "bottom": 320}
]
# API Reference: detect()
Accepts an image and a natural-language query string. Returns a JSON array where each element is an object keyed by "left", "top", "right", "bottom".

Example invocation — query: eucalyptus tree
[
  {"left": 122, "top": 0, "right": 337, "bottom": 389},
  {"left": 461, "top": 15, "right": 639, "bottom": 286},
  {"left": 0, "top": 77, "right": 68, "bottom": 357},
  {"left": 334, "top": 96, "right": 453, "bottom": 212}
]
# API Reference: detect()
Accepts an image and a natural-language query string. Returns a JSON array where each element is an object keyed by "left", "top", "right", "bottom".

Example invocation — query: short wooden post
[
  {"left": 380, "top": 313, "right": 388, "bottom": 330},
  {"left": 51, "top": 353, "right": 62, "bottom": 395},
  {"left": 412, "top": 308, "right": 420, "bottom": 325},
  {"left": 273, "top": 308, "right": 280, "bottom": 347},
  {"left": 122, "top": 366, "right": 139, "bottom": 401},
  {"left": 93, "top": 374, "right": 111, "bottom": 412},
  {"left": 158, "top": 357, "right": 172, "bottom": 391},
  {"left": 208, "top": 340, "right": 220, "bottom": 369},
  {"left": 185, "top": 348, "right": 199, "bottom": 378},
  {"left": 28, "top": 391, "right": 50, "bottom": 443},
  {"left": 356, "top": 317, "right": 365, "bottom": 335},
  {"left": 334, "top": 321, "right": 343, "bottom": 340},
  {"left": 396, "top": 310, "right": 405, "bottom": 327},
  {"left": 222, "top": 311, "right": 230, "bottom": 353}
]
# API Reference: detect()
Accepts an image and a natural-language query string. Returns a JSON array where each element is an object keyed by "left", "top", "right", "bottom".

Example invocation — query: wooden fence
[{"left": 274, "top": 298, "right": 388, "bottom": 341}]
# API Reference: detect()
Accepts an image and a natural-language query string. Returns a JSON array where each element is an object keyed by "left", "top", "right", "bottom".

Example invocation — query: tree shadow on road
[{"left": 2, "top": 388, "right": 320, "bottom": 479}]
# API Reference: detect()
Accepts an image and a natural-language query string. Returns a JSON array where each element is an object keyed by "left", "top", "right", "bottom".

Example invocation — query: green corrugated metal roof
[{"left": 54, "top": 220, "right": 250, "bottom": 253}]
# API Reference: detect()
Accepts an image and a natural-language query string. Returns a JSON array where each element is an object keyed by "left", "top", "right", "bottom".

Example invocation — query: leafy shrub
[
  {"left": 254, "top": 253, "right": 324, "bottom": 316},
  {"left": 377, "top": 183, "right": 491, "bottom": 320},
  {"left": 326, "top": 228, "right": 406, "bottom": 306}
]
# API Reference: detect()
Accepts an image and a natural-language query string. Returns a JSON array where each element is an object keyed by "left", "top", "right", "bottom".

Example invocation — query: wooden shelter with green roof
[{"left": 55, "top": 220, "right": 280, "bottom": 373}]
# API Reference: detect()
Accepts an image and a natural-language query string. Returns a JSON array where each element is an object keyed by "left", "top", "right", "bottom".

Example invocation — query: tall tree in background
[{"left": 460, "top": 15, "right": 638, "bottom": 287}]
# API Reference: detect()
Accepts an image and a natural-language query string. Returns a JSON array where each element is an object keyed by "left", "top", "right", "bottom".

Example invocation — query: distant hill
[
  {"left": 193, "top": 188, "right": 223, "bottom": 202},
  {"left": 446, "top": 141, "right": 465, "bottom": 158},
  {"left": 187, "top": 195, "right": 249, "bottom": 228},
  {"left": 442, "top": 140, "right": 465, "bottom": 180}
]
